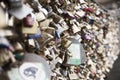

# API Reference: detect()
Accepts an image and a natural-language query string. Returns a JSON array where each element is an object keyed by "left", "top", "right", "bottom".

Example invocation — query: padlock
[
  {"left": 62, "top": 11, "right": 75, "bottom": 19},
  {"left": 55, "top": 30, "right": 61, "bottom": 43},
  {"left": 83, "top": 7, "right": 94, "bottom": 13},
  {"left": 14, "top": 51, "right": 24, "bottom": 61},
  {"left": 0, "top": 29, "right": 14, "bottom": 37},
  {"left": 35, "top": 11, "right": 46, "bottom": 22},
  {"left": 0, "top": 37, "right": 14, "bottom": 52},
  {"left": 28, "top": 0, "right": 40, "bottom": 12},
  {"left": 23, "top": 14, "right": 35, "bottom": 27},
  {"left": 75, "top": 10, "right": 86, "bottom": 17},
  {"left": 40, "top": 8, "right": 48, "bottom": 17},
  {"left": 28, "top": 27, "right": 42, "bottom": 39},
  {"left": 37, "top": 32, "right": 54, "bottom": 47},
  {"left": 0, "top": 7, "right": 7, "bottom": 28},
  {"left": 8, "top": 4, "right": 33, "bottom": 20},
  {"left": 68, "top": 71, "right": 79, "bottom": 79},
  {"left": 45, "top": 5, "right": 53, "bottom": 14},
  {"left": 61, "top": 38, "right": 72, "bottom": 48},
  {"left": 22, "top": 20, "right": 38, "bottom": 34},
  {"left": 56, "top": 23, "right": 66, "bottom": 35},
  {"left": 6, "top": 0, "right": 22, "bottom": 8},
  {"left": 89, "top": 19, "right": 95, "bottom": 25},
  {"left": 72, "top": 23, "right": 80, "bottom": 34},
  {"left": 39, "top": 19, "right": 52, "bottom": 30},
  {"left": 49, "top": 12, "right": 63, "bottom": 23},
  {"left": 0, "top": 49, "right": 11, "bottom": 66},
  {"left": 68, "top": 38, "right": 86, "bottom": 65},
  {"left": 21, "top": 53, "right": 51, "bottom": 80},
  {"left": 58, "top": 20, "right": 69, "bottom": 30},
  {"left": 45, "top": 27, "right": 55, "bottom": 36}
]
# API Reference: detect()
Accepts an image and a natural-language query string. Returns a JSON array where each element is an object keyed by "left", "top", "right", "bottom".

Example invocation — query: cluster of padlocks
[{"left": 0, "top": 0, "right": 119, "bottom": 80}]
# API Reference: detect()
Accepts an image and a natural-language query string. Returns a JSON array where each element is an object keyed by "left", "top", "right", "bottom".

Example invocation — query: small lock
[
  {"left": 72, "top": 23, "right": 80, "bottom": 34},
  {"left": 83, "top": 7, "right": 94, "bottom": 13},
  {"left": 89, "top": 19, "right": 95, "bottom": 25},
  {"left": 0, "top": 49, "right": 11, "bottom": 66},
  {"left": 55, "top": 31, "right": 61, "bottom": 43},
  {"left": 36, "top": 12, "right": 46, "bottom": 22},
  {"left": 75, "top": 10, "right": 86, "bottom": 17},
  {"left": 61, "top": 38, "right": 72, "bottom": 48},
  {"left": 45, "top": 27, "right": 55, "bottom": 36},
  {"left": 39, "top": 19, "right": 52, "bottom": 30},
  {"left": 45, "top": 6, "right": 53, "bottom": 14},
  {"left": 60, "top": 20, "right": 69, "bottom": 30},
  {"left": 0, "top": 7, "right": 7, "bottom": 28},
  {"left": 49, "top": 12, "right": 62, "bottom": 23},
  {"left": 28, "top": 0, "right": 40, "bottom": 12},
  {"left": 37, "top": 32, "right": 54, "bottom": 47},
  {"left": 23, "top": 14, "right": 34, "bottom": 27},
  {"left": 85, "top": 34, "right": 92, "bottom": 40},
  {"left": 68, "top": 72, "right": 79, "bottom": 80}
]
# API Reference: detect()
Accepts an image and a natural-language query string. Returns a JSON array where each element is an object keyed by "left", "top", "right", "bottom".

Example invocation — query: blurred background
[{"left": 97, "top": 0, "right": 120, "bottom": 80}]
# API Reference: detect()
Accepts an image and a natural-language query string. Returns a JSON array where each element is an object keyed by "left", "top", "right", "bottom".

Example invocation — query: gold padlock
[{"left": 22, "top": 20, "right": 38, "bottom": 34}]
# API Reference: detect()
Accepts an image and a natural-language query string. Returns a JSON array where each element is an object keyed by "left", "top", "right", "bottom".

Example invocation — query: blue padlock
[{"left": 89, "top": 19, "right": 95, "bottom": 25}]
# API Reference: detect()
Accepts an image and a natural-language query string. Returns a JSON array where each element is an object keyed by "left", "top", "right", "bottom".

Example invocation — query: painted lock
[
  {"left": 23, "top": 14, "right": 35, "bottom": 27},
  {"left": 6, "top": 0, "right": 22, "bottom": 8}
]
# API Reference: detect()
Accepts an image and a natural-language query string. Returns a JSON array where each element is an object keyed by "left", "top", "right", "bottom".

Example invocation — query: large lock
[
  {"left": 0, "top": 7, "right": 7, "bottom": 28},
  {"left": 22, "top": 20, "right": 38, "bottom": 34},
  {"left": 6, "top": 0, "right": 22, "bottom": 8}
]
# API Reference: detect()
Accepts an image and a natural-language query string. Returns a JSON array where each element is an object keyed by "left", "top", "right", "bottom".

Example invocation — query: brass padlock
[{"left": 22, "top": 20, "right": 38, "bottom": 34}]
